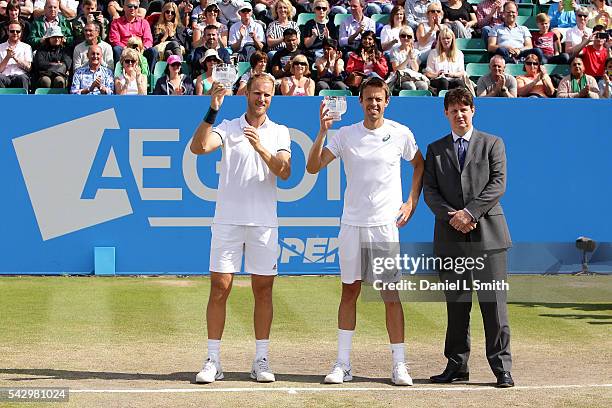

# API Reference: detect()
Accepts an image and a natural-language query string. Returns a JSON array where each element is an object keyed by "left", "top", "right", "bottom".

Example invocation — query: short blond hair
[
  {"left": 272, "top": 0, "right": 295, "bottom": 20},
  {"left": 536, "top": 13, "right": 550, "bottom": 24},
  {"left": 290, "top": 54, "right": 311, "bottom": 76},
  {"left": 120, "top": 47, "right": 141, "bottom": 67}
]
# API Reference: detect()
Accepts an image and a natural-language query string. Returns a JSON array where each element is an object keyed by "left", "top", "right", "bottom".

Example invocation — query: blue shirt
[
  {"left": 71, "top": 64, "right": 115, "bottom": 94},
  {"left": 547, "top": 6, "right": 577, "bottom": 28}
]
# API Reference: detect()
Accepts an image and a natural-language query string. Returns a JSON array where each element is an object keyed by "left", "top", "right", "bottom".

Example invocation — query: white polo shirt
[
  {"left": 326, "top": 119, "right": 419, "bottom": 227},
  {"left": 212, "top": 114, "right": 291, "bottom": 227}
]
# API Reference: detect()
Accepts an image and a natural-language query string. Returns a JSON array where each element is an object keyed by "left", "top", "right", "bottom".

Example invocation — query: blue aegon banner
[{"left": 2, "top": 95, "right": 611, "bottom": 274}]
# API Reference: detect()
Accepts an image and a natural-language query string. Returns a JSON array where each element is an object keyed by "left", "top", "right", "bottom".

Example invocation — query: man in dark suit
[{"left": 423, "top": 87, "right": 514, "bottom": 388}]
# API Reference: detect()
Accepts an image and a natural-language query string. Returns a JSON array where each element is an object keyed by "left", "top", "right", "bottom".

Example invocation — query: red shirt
[
  {"left": 109, "top": 16, "right": 153, "bottom": 48},
  {"left": 580, "top": 45, "right": 607, "bottom": 77},
  {"left": 532, "top": 31, "right": 557, "bottom": 57}
]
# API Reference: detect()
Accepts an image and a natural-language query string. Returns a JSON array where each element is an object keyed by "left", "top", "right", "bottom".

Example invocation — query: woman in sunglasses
[
  {"left": 389, "top": 26, "right": 428, "bottom": 91},
  {"left": 280, "top": 54, "right": 315, "bottom": 95},
  {"left": 115, "top": 47, "right": 147, "bottom": 94},
  {"left": 516, "top": 53, "right": 555, "bottom": 97},
  {"left": 196, "top": 48, "right": 230, "bottom": 95},
  {"left": 153, "top": 1, "right": 188, "bottom": 60},
  {"left": 416, "top": 3, "right": 444, "bottom": 64},
  {"left": 303, "top": 0, "right": 337, "bottom": 59},
  {"left": 380, "top": 5, "right": 408, "bottom": 52},
  {"left": 153, "top": 54, "right": 194, "bottom": 95},
  {"left": 192, "top": 2, "right": 228, "bottom": 49}
]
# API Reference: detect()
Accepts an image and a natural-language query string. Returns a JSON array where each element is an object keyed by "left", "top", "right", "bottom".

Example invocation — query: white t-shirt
[
  {"left": 425, "top": 48, "right": 465, "bottom": 76},
  {"left": 565, "top": 26, "right": 591, "bottom": 47},
  {"left": 212, "top": 114, "right": 291, "bottom": 227},
  {"left": 0, "top": 41, "right": 32, "bottom": 76},
  {"left": 325, "top": 119, "right": 419, "bottom": 227}
]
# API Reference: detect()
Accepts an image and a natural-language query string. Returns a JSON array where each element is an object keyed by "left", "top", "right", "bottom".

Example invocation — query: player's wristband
[{"left": 204, "top": 107, "right": 218, "bottom": 125}]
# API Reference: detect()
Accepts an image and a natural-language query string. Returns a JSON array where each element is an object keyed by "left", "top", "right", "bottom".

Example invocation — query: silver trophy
[
  {"left": 212, "top": 63, "right": 238, "bottom": 90},
  {"left": 323, "top": 95, "right": 348, "bottom": 121}
]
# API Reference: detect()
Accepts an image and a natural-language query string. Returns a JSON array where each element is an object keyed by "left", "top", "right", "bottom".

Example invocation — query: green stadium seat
[
  {"left": 371, "top": 13, "right": 390, "bottom": 25},
  {"left": 543, "top": 63, "right": 570, "bottom": 77},
  {"left": 398, "top": 89, "right": 432, "bottom": 97},
  {"left": 438, "top": 89, "right": 449, "bottom": 97},
  {"left": 466, "top": 63, "right": 491, "bottom": 81},
  {"left": 0, "top": 88, "right": 27, "bottom": 94},
  {"left": 516, "top": 15, "right": 538, "bottom": 30},
  {"left": 463, "top": 53, "right": 489, "bottom": 63},
  {"left": 150, "top": 61, "right": 191, "bottom": 93},
  {"left": 505, "top": 63, "right": 526, "bottom": 77},
  {"left": 34, "top": 88, "right": 69, "bottom": 94},
  {"left": 319, "top": 89, "right": 352, "bottom": 96},
  {"left": 237, "top": 61, "right": 251, "bottom": 78},
  {"left": 457, "top": 38, "right": 486, "bottom": 52},
  {"left": 334, "top": 13, "right": 351, "bottom": 27},
  {"left": 518, "top": 4, "right": 535, "bottom": 16},
  {"left": 297, "top": 13, "right": 315, "bottom": 26},
  {"left": 467, "top": 0, "right": 482, "bottom": 4}
]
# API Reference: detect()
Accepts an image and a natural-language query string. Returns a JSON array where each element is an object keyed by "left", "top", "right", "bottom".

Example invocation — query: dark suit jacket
[{"left": 423, "top": 129, "right": 512, "bottom": 254}]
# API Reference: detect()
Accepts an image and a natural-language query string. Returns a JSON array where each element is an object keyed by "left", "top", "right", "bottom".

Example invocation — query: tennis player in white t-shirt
[
  {"left": 306, "top": 77, "right": 424, "bottom": 386},
  {"left": 190, "top": 74, "right": 291, "bottom": 384}
]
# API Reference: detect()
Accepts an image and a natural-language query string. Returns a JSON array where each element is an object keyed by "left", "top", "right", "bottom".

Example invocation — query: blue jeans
[
  {"left": 365, "top": 3, "right": 394, "bottom": 16},
  {"left": 495, "top": 47, "right": 544, "bottom": 64}
]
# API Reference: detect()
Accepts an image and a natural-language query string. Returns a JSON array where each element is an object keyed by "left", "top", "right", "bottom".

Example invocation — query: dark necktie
[{"left": 457, "top": 138, "right": 466, "bottom": 171}]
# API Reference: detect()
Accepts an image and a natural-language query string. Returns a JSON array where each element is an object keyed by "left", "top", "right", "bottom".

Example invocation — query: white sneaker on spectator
[
  {"left": 391, "top": 362, "right": 413, "bottom": 386},
  {"left": 195, "top": 358, "right": 223, "bottom": 383},
  {"left": 250, "top": 357, "right": 275, "bottom": 382},
  {"left": 324, "top": 362, "right": 353, "bottom": 384}
]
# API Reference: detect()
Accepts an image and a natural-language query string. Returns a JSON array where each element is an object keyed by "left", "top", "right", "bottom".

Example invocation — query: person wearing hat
[
  {"left": 192, "top": 1, "right": 229, "bottom": 49},
  {"left": 191, "top": 24, "right": 231, "bottom": 77},
  {"left": 153, "top": 53, "right": 194, "bottom": 95},
  {"left": 228, "top": 1, "right": 264, "bottom": 61},
  {"left": 0, "top": 19, "right": 32, "bottom": 90},
  {"left": 195, "top": 47, "right": 230, "bottom": 95},
  {"left": 31, "top": 24, "right": 71, "bottom": 89},
  {"left": 27, "top": 0, "right": 73, "bottom": 50}
]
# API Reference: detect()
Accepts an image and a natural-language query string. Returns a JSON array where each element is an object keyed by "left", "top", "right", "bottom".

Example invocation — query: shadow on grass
[
  {"left": 509, "top": 303, "right": 612, "bottom": 324},
  {"left": 0, "top": 369, "right": 494, "bottom": 386}
]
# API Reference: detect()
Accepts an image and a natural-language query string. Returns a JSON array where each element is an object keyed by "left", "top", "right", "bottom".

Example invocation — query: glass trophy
[
  {"left": 323, "top": 95, "right": 348, "bottom": 121},
  {"left": 212, "top": 63, "right": 238, "bottom": 90}
]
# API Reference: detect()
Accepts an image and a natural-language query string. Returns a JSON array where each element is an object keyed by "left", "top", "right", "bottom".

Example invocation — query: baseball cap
[
  {"left": 167, "top": 54, "right": 183, "bottom": 65},
  {"left": 200, "top": 48, "right": 222, "bottom": 64},
  {"left": 238, "top": 1, "right": 253, "bottom": 12}
]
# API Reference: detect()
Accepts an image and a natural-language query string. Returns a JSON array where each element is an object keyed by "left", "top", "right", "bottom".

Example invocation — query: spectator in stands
[
  {"left": 253, "top": 0, "right": 278, "bottom": 25},
  {"left": 114, "top": 47, "right": 147, "bottom": 94},
  {"left": 153, "top": 53, "right": 194, "bottom": 95},
  {"left": 192, "top": 24, "right": 231, "bottom": 77},
  {"left": 380, "top": 5, "right": 407, "bottom": 52},
  {"left": 364, "top": 0, "right": 393, "bottom": 17},
  {"left": 229, "top": 2, "right": 264, "bottom": 61},
  {"left": 598, "top": 56, "right": 612, "bottom": 97},
  {"left": 73, "top": 22, "right": 114, "bottom": 70},
  {"left": 442, "top": 0, "right": 476, "bottom": 39},
  {"left": 565, "top": 7, "right": 592, "bottom": 54},
  {"left": 33, "top": 0, "right": 76, "bottom": 19},
  {"left": 587, "top": 0, "right": 612, "bottom": 30},
  {"left": 108, "top": 0, "right": 157, "bottom": 73},
  {"left": 191, "top": 0, "right": 212, "bottom": 28},
  {"left": 71, "top": 44, "right": 114, "bottom": 94},
  {"left": 280, "top": 53, "right": 315, "bottom": 95},
  {"left": 416, "top": 2, "right": 443, "bottom": 63},
  {"left": 388, "top": 25, "right": 429, "bottom": 91},
  {"left": 31, "top": 25, "right": 71, "bottom": 89},
  {"left": 339, "top": 0, "right": 375, "bottom": 52},
  {"left": 303, "top": 0, "right": 336, "bottom": 59},
  {"left": 196, "top": 48, "right": 228, "bottom": 95},
  {"left": 0, "top": 0, "right": 30, "bottom": 44},
  {"left": 476, "top": 54, "right": 517, "bottom": 96},
  {"left": 122, "top": 36, "right": 149, "bottom": 74},
  {"left": 72, "top": 0, "right": 108, "bottom": 45},
  {"left": 108, "top": 0, "right": 147, "bottom": 20},
  {"left": 573, "top": 25, "right": 610, "bottom": 79},
  {"left": 177, "top": 0, "right": 194, "bottom": 29},
  {"left": 192, "top": 1, "right": 228, "bottom": 49},
  {"left": 557, "top": 55, "right": 599, "bottom": 97},
  {"left": 16, "top": 0, "right": 33, "bottom": 20},
  {"left": 270, "top": 28, "right": 304, "bottom": 79},
  {"left": 487, "top": 1, "right": 543, "bottom": 64},
  {"left": 329, "top": 0, "right": 349, "bottom": 16},
  {"left": 346, "top": 29, "right": 388, "bottom": 91},
  {"left": 28, "top": 0, "right": 73, "bottom": 50},
  {"left": 477, "top": 0, "right": 506, "bottom": 43},
  {"left": 217, "top": 0, "right": 242, "bottom": 26},
  {"left": 236, "top": 49, "right": 268, "bottom": 95},
  {"left": 0, "top": 1, "right": 7, "bottom": 17},
  {"left": 315, "top": 37, "right": 348, "bottom": 93},
  {"left": 533, "top": 12, "right": 570, "bottom": 64},
  {"left": 425, "top": 26, "right": 469, "bottom": 94},
  {"left": 516, "top": 52, "right": 555, "bottom": 97},
  {"left": 153, "top": 1, "right": 188, "bottom": 60},
  {"left": 0, "top": 20, "right": 31, "bottom": 89},
  {"left": 266, "top": 0, "right": 299, "bottom": 56},
  {"left": 547, "top": 0, "right": 577, "bottom": 37},
  {"left": 406, "top": 0, "right": 440, "bottom": 30}
]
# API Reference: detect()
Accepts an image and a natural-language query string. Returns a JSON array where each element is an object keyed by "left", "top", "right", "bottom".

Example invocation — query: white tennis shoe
[
  {"left": 195, "top": 358, "right": 224, "bottom": 383},
  {"left": 391, "top": 362, "right": 413, "bottom": 386},
  {"left": 250, "top": 357, "right": 276, "bottom": 382},
  {"left": 324, "top": 362, "right": 353, "bottom": 384}
]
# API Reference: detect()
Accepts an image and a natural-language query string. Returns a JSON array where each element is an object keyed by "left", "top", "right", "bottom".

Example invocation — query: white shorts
[
  {"left": 338, "top": 223, "right": 400, "bottom": 284},
  {"left": 209, "top": 224, "right": 279, "bottom": 276}
]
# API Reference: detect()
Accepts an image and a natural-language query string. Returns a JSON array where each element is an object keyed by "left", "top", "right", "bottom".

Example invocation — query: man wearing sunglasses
[
  {"left": 573, "top": 24, "right": 611, "bottom": 79},
  {"left": 27, "top": 0, "right": 73, "bottom": 50},
  {"left": 0, "top": 20, "right": 32, "bottom": 90},
  {"left": 108, "top": 0, "right": 157, "bottom": 73}
]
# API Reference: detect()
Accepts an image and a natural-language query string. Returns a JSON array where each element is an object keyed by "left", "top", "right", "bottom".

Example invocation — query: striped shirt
[{"left": 266, "top": 20, "right": 300, "bottom": 51}]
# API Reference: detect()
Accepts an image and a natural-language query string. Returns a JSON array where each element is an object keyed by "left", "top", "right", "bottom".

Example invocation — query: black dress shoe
[
  {"left": 496, "top": 371, "right": 515, "bottom": 388},
  {"left": 430, "top": 367, "right": 469, "bottom": 383}
]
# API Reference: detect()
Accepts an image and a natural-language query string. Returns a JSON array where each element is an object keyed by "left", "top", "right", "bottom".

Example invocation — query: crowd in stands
[{"left": 0, "top": 0, "right": 610, "bottom": 97}]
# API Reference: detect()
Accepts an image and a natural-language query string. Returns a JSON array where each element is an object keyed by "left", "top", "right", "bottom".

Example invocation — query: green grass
[{"left": 0, "top": 276, "right": 609, "bottom": 347}]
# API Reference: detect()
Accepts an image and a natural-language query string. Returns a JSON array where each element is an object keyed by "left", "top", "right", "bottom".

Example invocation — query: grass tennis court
[{"left": 0, "top": 275, "right": 610, "bottom": 407}]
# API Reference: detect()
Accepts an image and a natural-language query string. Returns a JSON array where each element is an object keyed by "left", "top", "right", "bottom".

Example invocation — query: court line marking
[
  {"left": 69, "top": 384, "right": 612, "bottom": 394},
  {"left": 148, "top": 217, "right": 340, "bottom": 227}
]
